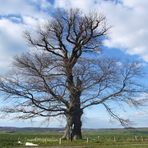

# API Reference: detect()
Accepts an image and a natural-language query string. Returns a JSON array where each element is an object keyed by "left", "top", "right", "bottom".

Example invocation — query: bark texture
[{"left": 62, "top": 108, "right": 83, "bottom": 140}]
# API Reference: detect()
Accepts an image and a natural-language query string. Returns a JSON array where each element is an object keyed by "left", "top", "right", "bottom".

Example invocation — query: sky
[{"left": 0, "top": 0, "right": 148, "bottom": 128}]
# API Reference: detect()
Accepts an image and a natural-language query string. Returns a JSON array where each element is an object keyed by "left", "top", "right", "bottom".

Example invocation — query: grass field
[{"left": 0, "top": 128, "right": 148, "bottom": 148}]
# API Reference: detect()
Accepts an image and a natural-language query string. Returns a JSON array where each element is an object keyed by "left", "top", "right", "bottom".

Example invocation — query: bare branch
[{"left": 0, "top": 9, "right": 146, "bottom": 133}]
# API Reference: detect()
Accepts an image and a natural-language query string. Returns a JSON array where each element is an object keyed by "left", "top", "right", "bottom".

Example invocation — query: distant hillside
[
  {"left": 0, "top": 126, "right": 147, "bottom": 133},
  {"left": 0, "top": 127, "right": 64, "bottom": 133}
]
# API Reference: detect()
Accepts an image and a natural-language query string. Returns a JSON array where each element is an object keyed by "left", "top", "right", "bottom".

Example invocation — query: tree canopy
[{"left": 0, "top": 9, "right": 147, "bottom": 140}]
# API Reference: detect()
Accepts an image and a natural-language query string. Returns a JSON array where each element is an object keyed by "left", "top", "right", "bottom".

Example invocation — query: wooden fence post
[
  {"left": 135, "top": 136, "right": 137, "bottom": 141},
  {"left": 87, "top": 137, "right": 89, "bottom": 143},
  {"left": 59, "top": 138, "right": 62, "bottom": 145},
  {"left": 114, "top": 136, "right": 116, "bottom": 142},
  {"left": 98, "top": 136, "right": 100, "bottom": 141},
  {"left": 141, "top": 136, "right": 143, "bottom": 142}
]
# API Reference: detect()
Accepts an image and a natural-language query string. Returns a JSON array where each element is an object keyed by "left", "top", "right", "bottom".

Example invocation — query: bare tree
[{"left": 0, "top": 9, "right": 146, "bottom": 140}]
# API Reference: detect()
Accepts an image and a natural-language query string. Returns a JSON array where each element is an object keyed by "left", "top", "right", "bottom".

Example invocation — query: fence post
[
  {"left": 98, "top": 136, "right": 100, "bottom": 141},
  {"left": 135, "top": 136, "right": 137, "bottom": 141},
  {"left": 141, "top": 136, "right": 143, "bottom": 142},
  {"left": 59, "top": 138, "right": 62, "bottom": 145},
  {"left": 35, "top": 137, "right": 37, "bottom": 141},
  {"left": 87, "top": 137, "right": 89, "bottom": 143},
  {"left": 114, "top": 136, "right": 116, "bottom": 142}
]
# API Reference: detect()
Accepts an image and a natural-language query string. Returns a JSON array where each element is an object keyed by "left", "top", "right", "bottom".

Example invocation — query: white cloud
[
  {"left": 0, "top": 19, "right": 25, "bottom": 72},
  {"left": 102, "top": 0, "right": 148, "bottom": 61},
  {"left": 1, "top": 0, "right": 148, "bottom": 69},
  {"left": 23, "top": 16, "right": 49, "bottom": 30},
  {"left": 0, "top": 0, "right": 38, "bottom": 16},
  {"left": 54, "top": 0, "right": 148, "bottom": 62},
  {"left": 0, "top": 17, "right": 48, "bottom": 73},
  {"left": 3, "top": 0, "right": 146, "bottom": 74},
  {"left": 0, "top": 0, "right": 49, "bottom": 20},
  {"left": 54, "top": 0, "right": 102, "bottom": 12},
  {"left": 40, "top": 0, "right": 52, "bottom": 10},
  {"left": 0, "top": 0, "right": 50, "bottom": 73}
]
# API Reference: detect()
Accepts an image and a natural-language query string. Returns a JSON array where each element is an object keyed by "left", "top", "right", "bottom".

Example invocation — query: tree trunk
[
  {"left": 72, "top": 112, "right": 82, "bottom": 140},
  {"left": 62, "top": 71, "right": 83, "bottom": 140},
  {"left": 62, "top": 108, "right": 83, "bottom": 140}
]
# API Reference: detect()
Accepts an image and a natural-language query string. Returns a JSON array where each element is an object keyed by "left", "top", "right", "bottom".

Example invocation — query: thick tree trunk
[
  {"left": 62, "top": 108, "right": 83, "bottom": 140},
  {"left": 72, "top": 112, "right": 82, "bottom": 140},
  {"left": 62, "top": 68, "right": 83, "bottom": 140}
]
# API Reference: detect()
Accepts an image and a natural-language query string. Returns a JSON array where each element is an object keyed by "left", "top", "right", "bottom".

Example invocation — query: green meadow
[{"left": 0, "top": 128, "right": 148, "bottom": 148}]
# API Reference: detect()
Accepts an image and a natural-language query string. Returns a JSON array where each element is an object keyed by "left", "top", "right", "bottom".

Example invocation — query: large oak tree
[{"left": 0, "top": 9, "right": 146, "bottom": 140}]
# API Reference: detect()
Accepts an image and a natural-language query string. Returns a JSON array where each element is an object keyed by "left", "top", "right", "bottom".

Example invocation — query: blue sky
[{"left": 0, "top": 0, "right": 148, "bottom": 128}]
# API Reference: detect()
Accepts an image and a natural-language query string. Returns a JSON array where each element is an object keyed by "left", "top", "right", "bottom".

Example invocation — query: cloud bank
[
  {"left": 0, "top": 0, "right": 148, "bottom": 72},
  {"left": 0, "top": 0, "right": 50, "bottom": 71},
  {"left": 54, "top": 0, "right": 148, "bottom": 62}
]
